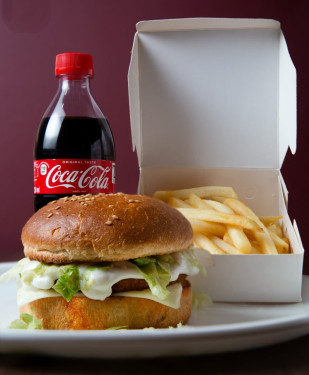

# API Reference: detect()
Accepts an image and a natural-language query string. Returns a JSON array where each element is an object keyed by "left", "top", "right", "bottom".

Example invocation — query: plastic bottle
[{"left": 34, "top": 52, "right": 116, "bottom": 211}]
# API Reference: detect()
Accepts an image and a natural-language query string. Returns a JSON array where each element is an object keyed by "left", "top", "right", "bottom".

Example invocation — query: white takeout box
[{"left": 128, "top": 18, "right": 304, "bottom": 302}]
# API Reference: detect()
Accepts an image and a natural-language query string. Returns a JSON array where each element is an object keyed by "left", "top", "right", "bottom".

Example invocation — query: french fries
[
  {"left": 197, "top": 196, "right": 251, "bottom": 253},
  {"left": 226, "top": 225, "right": 252, "bottom": 254},
  {"left": 177, "top": 208, "right": 262, "bottom": 232},
  {"left": 154, "top": 185, "right": 290, "bottom": 256},
  {"left": 194, "top": 233, "right": 225, "bottom": 255},
  {"left": 153, "top": 186, "right": 238, "bottom": 202},
  {"left": 168, "top": 197, "right": 192, "bottom": 209},
  {"left": 224, "top": 199, "right": 277, "bottom": 255},
  {"left": 189, "top": 219, "right": 226, "bottom": 237}
]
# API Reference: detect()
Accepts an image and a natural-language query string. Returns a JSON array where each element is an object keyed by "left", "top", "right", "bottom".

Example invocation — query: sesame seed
[
  {"left": 108, "top": 205, "right": 114, "bottom": 208},
  {"left": 55, "top": 206, "right": 61, "bottom": 210},
  {"left": 105, "top": 220, "right": 113, "bottom": 225},
  {"left": 47, "top": 213, "right": 53, "bottom": 218},
  {"left": 128, "top": 199, "right": 134, "bottom": 203},
  {"left": 134, "top": 200, "right": 142, "bottom": 203},
  {"left": 112, "top": 215, "right": 119, "bottom": 220}
]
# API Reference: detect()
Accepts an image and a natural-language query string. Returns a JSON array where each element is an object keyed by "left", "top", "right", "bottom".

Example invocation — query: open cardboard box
[{"left": 128, "top": 18, "right": 304, "bottom": 302}]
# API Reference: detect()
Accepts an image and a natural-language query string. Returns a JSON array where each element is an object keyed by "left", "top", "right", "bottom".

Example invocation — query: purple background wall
[{"left": 0, "top": 0, "right": 308, "bottom": 272}]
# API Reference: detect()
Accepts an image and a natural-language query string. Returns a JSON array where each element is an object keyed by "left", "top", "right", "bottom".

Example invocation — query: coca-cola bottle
[{"left": 34, "top": 52, "right": 116, "bottom": 211}]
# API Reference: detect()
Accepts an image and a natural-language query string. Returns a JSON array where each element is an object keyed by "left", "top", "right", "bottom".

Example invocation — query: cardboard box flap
[
  {"left": 293, "top": 220, "right": 305, "bottom": 253},
  {"left": 279, "top": 32, "right": 297, "bottom": 167},
  {"left": 136, "top": 18, "right": 280, "bottom": 33},
  {"left": 129, "top": 18, "right": 296, "bottom": 170},
  {"left": 128, "top": 33, "right": 141, "bottom": 156}
]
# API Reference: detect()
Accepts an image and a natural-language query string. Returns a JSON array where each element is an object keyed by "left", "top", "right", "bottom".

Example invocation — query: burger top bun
[{"left": 22, "top": 193, "right": 193, "bottom": 264}]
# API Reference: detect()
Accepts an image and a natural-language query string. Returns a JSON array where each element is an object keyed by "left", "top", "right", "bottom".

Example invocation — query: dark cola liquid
[{"left": 34, "top": 116, "right": 115, "bottom": 211}]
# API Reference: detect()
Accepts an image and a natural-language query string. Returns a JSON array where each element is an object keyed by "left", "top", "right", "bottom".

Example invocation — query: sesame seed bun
[{"left": 22, "top": 193, "right": 193, "bottom": 264}]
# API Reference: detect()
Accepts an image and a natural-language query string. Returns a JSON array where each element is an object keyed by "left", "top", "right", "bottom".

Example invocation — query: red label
[{"left": 34, "top": 159, "right": 115, "bottom": 195}]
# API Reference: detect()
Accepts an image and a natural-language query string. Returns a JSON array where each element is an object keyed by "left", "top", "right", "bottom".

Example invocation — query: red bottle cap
[{"left": 55, "top": 53, "right": 94, "bottom": 77}]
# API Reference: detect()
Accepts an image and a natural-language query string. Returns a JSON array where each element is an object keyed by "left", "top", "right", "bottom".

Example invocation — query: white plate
[{"left": 1, "top": 261, "right": 309, "bottom": 358}]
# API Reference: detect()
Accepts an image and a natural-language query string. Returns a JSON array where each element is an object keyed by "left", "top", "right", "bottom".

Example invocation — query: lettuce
[
  {"left": 192, "top": 291, "right": 212, "bottom": 310},
  {"left": 131, "top": 251, "right": 202, "bottom": 301},
  {"left": 106, "top": 326, "right": 128, "bottom": 330},
  {"left": 52, "top": 265, "right": 80, "bottom": 302},
  {"left": 3, "top": 250, "right": 204, "bottom": 305},
  {"left": 183, "top": 250, "right": 206, "bottom": 276},
  {"left": 132, "top": 257, "right": 156, "bottom": 267},
  {"left": 157, "top": 254, "right": 175, "bottom": 274},
  {"left": 132, "top": 261, "right": 171, "bottom": 300},
  {"left": 9, "top": 307, "right": 43, "bottom": 330},
  {"left": 0, "top": 258, "right": 31, "bottom": 283}
]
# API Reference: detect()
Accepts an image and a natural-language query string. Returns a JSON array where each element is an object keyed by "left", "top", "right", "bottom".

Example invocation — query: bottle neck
[
  {"left": 57, "top": 74, "right": 91, "bottom": 93},
  {"left": 43, "top": 73, "right": 103, "bottom": 119}
]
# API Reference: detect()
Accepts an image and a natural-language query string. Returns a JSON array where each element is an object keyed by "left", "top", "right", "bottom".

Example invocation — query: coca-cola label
[{"left": 34, "top": 159, "right": 115, "bottom": 195}]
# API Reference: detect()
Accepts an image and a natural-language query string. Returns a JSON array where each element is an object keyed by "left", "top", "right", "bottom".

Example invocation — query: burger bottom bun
[{"left": 20, "top": 284, "right": 192, "bottom": 330}]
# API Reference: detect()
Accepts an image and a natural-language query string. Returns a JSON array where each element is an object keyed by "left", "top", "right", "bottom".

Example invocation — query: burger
[{"left": 2, "top": 193, "right": 203, "bottom": 330}]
